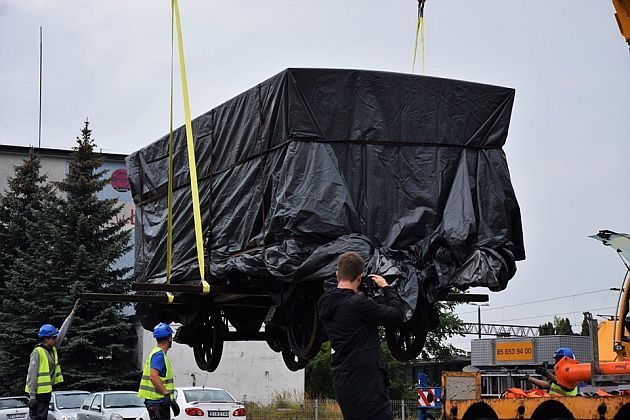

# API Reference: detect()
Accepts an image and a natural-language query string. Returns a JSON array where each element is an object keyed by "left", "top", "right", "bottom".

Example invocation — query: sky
[{"left": 1, "top": 0, "right": 629, "bottom": 352}]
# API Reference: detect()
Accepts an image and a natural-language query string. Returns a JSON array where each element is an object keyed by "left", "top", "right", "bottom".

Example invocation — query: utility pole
[
  {"left": 468, "top": 303, "right": 490, "bottom": 339},
  {"left": 38, "top": 26, "right": 43, "bottom": 148},
  {"left": 477, "top": 305, "right": 482, "bottom": 339}
]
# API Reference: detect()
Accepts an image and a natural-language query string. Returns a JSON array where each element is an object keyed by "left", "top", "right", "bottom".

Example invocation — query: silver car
[
  {"left": 76, "top": 392, "right": 145, "bottom": 420},
  {"left": 48, "top": 391, "right": 90, "bottom": 420},
  {"left": 0, "top": 397, "right": 29, "bottom": 420}
]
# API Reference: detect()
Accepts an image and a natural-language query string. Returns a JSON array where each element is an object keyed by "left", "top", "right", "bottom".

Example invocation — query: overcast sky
[{"left": 1, "top": 1, "right": 629, "bottom": 351}]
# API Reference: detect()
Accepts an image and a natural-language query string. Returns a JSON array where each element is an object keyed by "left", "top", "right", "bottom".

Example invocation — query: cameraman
[{"left": 318, "top": 252, "right": 405, "bottom": 420}]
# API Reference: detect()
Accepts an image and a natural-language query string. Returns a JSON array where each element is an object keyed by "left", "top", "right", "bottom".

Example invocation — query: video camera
[{"left": 358, "top": 274, "right": 380, "bottom": 298}]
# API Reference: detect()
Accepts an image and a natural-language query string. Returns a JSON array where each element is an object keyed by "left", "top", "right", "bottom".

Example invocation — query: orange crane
[
  {"left": 613, "top": 0, "right": 630, "bottom": 48},
  {"left": 440, "top": 231, "right": 630, "bottom": 419}
]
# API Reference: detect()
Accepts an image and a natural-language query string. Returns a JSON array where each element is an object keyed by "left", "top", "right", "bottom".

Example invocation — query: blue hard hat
[
  {"left": 153, "top": 322, "right": 174, "bottom": 339},
  {"left": 553, "top": 347, "right": 574, "bottom": 360},
  {"left": 38, "top": 324, "right": 59, "bottom": 338}
]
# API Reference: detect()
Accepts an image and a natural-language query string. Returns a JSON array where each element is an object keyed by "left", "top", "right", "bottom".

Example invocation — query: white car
[
  {"left": 76, "top": 392, "right": 146, "bottom": 420},
  {"left": 140, "top": 387, "right": 246, "bottom": 420},
  {"left": 49, "top": 391, "right": 90, "bottom": 420},
  {"left": 0, "top": 397, "right": 29, "bottom": 420}
]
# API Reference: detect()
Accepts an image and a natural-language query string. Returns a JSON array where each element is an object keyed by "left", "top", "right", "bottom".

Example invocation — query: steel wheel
[
  {"left": 287, "top": 290, "right": 323, "bottom": 359},
  {"left": 265, "top": 324, "right": 285, "bottom": 353},
  {"left": 385, "top": 319, "right": 427, "bottom": 361},
  {"left": 281, "top": 346, "right": 309, "bottom": 371},
  {"left": 193, "top": 311, "right": 224, "bottom": 372}
]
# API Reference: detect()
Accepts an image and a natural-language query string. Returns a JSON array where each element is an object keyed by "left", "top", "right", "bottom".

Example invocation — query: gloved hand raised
[
  {"left": 535, "top": 366, "right": 548, "bottom": 377},
  {"left": 72, "top": 299, "right": 81, "bottom": 314}
]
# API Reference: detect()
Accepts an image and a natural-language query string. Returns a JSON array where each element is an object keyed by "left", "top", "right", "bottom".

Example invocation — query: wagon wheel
[
  {"left": 386, "top": 299, "right": 440, "bottom": 362},
  {"left": 281, "top": 346, "right": 309, "bottom": 371},
  {"left": 264, "top": 323, "right": 285, "bottom": 353},
  {"left": 286, "top": 290, "right": 323, "bottom": 359},
  {"left": 193, "top": 311, "right": 225, "bottom": 372},
  {"left": 385, "top": 320, "right": 427, "bottom": 362}
]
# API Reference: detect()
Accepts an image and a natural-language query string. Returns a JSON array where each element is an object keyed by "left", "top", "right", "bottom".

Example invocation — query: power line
[
  {"left": 495, "top": 306, "right": 616, "bottom": 323},
  {"left": 456, "top": 289, "right": 611, "bottom": 316}
]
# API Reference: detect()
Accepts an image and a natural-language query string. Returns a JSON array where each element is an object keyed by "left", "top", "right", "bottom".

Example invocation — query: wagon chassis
[{"left": 82, "top": 283, "right": 487, "bottom": 372}]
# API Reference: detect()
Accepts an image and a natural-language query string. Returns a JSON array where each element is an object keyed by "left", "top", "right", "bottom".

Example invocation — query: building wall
[
  {"left": 0, "top": 152, "right": 69, "bottom": 191},
  {"left": 141, "top": 330, "right": 305, "bottom": 403},
  {"left": 0, "top": 146, "right": 135, "bottom": 268}
]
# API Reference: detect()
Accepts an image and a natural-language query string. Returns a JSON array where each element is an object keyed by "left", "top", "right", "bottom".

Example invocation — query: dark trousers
[
  {"left": 29, "top": 393, "right": 51, "bottom": 420},
  {"left": 145, "top": 402, "right": 171, "bottom": 420}
]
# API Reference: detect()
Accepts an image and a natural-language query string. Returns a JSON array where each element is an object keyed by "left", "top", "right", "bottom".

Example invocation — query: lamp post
[{"left": 469, "top": 303, "right": 490, "bottom": 338}]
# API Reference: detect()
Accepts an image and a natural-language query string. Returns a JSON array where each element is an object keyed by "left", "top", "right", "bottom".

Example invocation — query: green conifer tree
[
  {"left": 50, "top": 121, "right": 137, "bottom": 390},
  {"left": 539, "top": 322, "right": 555, "bottom": 336},
  {"left": 0, "top": 149, "right": 56, "bottom": 395},
  {"left": 0, "top": 149, "right": 53, "bottom": 291},
  {"left": 554, "top": 316, "right": 574, "bottom": 335},
  {"left": 0, "top": 122, "right": 138, "bottom": 394}
]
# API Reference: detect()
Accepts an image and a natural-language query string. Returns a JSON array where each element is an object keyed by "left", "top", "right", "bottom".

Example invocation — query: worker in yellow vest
[
  {"left": 526, "top": 347, "right": 578, "bottom": 396},
  {"left": 138, "top": 323, "right": 180, "bottom": 420},
  {"left": 25, "top": 300, "right": 79, "bottom": 420}
]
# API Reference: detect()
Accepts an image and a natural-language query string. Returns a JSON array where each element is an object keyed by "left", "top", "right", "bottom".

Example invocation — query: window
[
  {"left": 183, "top": 389, "right": 234, "bottom": 403},
  {"left": 0, "top": 398, "right": 29, "bottom": 410},
  {"left": 81, "top": 395, "right": 95, "bottom": 411},
  {"left": 56, "top": 394, "right": 89, "bottom": 410},
  {"left": 103, "top": 393, "right": 144, "bottom": 409},
  {"left": 90, "top": 395, "right": 102, "bottom": 412}
]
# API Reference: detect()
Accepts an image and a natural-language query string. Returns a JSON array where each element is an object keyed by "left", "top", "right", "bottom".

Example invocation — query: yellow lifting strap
[
  {"left": 412, "top": 0, "right": 426, "bottom": 75},
  {"left": 166, "top": 0, "right": 207, "bottom": 288}
]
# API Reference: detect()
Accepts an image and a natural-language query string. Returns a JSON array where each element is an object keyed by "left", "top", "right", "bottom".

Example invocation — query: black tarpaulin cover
[{"left": 126, "top": 68, "right": 525, "bottom": 310}]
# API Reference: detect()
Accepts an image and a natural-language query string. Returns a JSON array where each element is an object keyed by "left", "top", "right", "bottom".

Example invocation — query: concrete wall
[{"left": 141, "top": 329, "right": 305, "bottom": 403}]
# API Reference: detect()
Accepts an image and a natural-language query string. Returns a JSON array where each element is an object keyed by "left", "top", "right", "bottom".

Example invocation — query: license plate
[
  {"left": 8, "top": 414, "right": 26, "bottom": 419},
  {"left": 207, "top": 411, "right": 229, "bottom": 417}
]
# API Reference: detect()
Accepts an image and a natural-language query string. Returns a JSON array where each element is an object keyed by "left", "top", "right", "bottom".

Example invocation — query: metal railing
[{"left": 243, "top": 399, "right": 439, "bottom": 420}]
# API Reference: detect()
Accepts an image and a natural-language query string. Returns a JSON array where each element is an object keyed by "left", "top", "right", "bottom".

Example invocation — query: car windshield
[
  {"left": 56, "top": 394, "right": 89, "bottom": 410},
  {"left": 183, "top": 389, "right": 234, "bottom": 403},
  {"left": 103, "top": 394, "right": 144, "bottom": 409},
  {"left": 0, "top": 398, "right": 28, "bottom": 409}
]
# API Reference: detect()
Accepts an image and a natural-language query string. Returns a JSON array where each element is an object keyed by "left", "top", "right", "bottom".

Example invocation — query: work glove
[
  {"left": 166, "top": 393, "right": 180, "bottom": 417},
  {"left": 524, "top": 373, "right": 530, "bottom": 380},
  {"left": 28, "top": 398, "right": 37, "bottom": 411},
  {"left": 535, "top": 366, "right": 548, "bottom": 377},
  {"left": 170, "top": 400, "right": 180, "bottom": 417},
  {"left": 72, "top": 299, "right": 81, "bottom": 313}
]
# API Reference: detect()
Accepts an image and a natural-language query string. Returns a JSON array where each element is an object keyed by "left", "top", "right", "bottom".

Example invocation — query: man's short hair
[
  {"left": 337, "top": 252, "right": 364, "bottom": 281},
  {"left": 156, "top": 336, "right": 170, "bottom": 344}
]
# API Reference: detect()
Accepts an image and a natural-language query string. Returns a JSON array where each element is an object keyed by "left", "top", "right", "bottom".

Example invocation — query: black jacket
[{"left": 318, "top": 287, "right": 405, "bottom": 420}]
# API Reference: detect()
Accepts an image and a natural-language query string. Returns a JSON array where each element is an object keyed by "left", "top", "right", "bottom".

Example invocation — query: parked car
[
  {"left": 0, "top": 397, "right": 29, "bottom": 420},
  {"left": 49, "top": 391, "right": 90, "bottom": 420},
  {"left": 139, "top": 387, "right": 246, "bottom": 420},
  {"left": 76, "top": 392, "right": 145, "bottom": 420}
]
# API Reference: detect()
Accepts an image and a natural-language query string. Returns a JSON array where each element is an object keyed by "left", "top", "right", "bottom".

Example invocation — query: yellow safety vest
[
  {"left": 138, "top": 347, "right": 174, "bottom": 400},
  {"left": 549, "top": 383, "right": 578, "bottom": 396},
  {"left": 25, "top": 346, "right": 63, "bottom": 394}
]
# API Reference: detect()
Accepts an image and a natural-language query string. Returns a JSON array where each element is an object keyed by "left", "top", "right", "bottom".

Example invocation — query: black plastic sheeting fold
[{"left": 126, "top": 68, "right": 525, "bottom": 310}]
